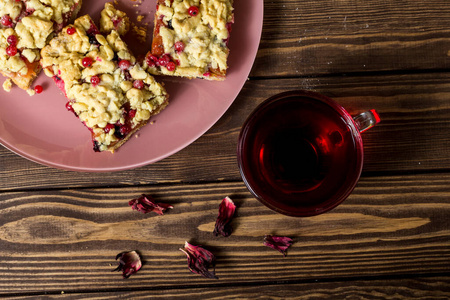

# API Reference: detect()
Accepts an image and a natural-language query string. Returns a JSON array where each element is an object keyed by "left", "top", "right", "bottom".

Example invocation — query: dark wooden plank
[
  {"left": 0, "top": 173, "right": 449, "bottom": 294},
  {"left": 1, "top": 73, "right": 450, "bottom": 191},
  {"left": 252, "top": 0, "right": 450, "bottom": 77},
  {"left": 11, "top": 277, "right": 450, "bottom": 299}
]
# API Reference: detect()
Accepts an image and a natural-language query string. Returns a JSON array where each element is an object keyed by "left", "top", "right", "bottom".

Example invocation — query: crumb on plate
[
  {"left": 3, "top": 79, "right": 12, "bottom": 92},
  {"left": 132, "top": 24, "right": 147, "bottom": 43},
  {"left": 26, "top": 88, "right": 36, "bottom": 96}
]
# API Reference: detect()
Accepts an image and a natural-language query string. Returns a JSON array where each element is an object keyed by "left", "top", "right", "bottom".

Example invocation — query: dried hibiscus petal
[
  {"left": 213, "top": 196, "right": 236, "bottom": 237},
  {"left": 129, "top": 194, "right": 173, "bottom": 215},
  {"left": 113, "top": 250, "right": 142, "bottom": 278},
  {"left": 179, "top": 241, "right": 218, "bottom": 279},
  {"left": 263, "top": 235, "right": 293, "bottom": 256}
]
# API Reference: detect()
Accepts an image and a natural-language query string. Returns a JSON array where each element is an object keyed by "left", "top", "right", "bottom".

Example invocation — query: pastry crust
[
  {"left": 0, "top": 0, "right": 82, "bottom": 90},
  {"left": 41, "top": 15, "right": 169, "bottom": 153},
  {"left": 143, "top": 0, "right": 234, "bottom": 81}
]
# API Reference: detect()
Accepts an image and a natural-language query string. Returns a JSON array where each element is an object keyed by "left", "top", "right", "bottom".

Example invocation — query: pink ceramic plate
[{"left": 0, "top": 0, "right": 263, "bottom": 172}]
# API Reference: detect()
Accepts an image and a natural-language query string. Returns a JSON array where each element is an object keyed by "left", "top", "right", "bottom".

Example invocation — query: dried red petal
[
  {"left": 263, "top": 235, "right": 293, "bottom": 256},
  {"left": 113, "top": 250, "right": 142, "bottom": 278},
  {"left": 129, "top": 194, "right": 173, "bottom": 215},
  {"left": 213, "top": 196, "right": 236, "bottom": 237},
  {"left": 179, "top": 241, "right": 218, "bottom": 279}
]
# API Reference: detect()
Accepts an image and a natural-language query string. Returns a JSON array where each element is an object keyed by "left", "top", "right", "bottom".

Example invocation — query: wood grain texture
[
  {"left": 11, "top": 277, "right": 450, "bottom": 299},
  {"left": 0, "top": 173, "right": 448, "bottom": 294},
  {"left": 1, "top": 72, "right": 449, "bottom": 191},
  {"left": 252, "top": 0, "right": 450, "bottom": 77},
  {"left": 0, "top": 0, "right": 449, "bottom": 298}
]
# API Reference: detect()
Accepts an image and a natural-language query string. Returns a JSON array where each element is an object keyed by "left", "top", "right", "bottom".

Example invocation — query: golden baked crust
[
  {"left": 41, "top": 15, "right": 169, "bottom": 153},
  {"left": 144, "top": 0, "right": 234, "bottom": 81},
  {"left": 0, "top": 0, "right": 82, "bottom": 90}
]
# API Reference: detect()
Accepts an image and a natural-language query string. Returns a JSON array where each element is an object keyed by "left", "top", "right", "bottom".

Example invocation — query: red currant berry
[
  {"left": 157, "top": 54, "right": 170, "bottom": 67},
  {"left": 133, "top": 80, "right": 144, "bottom": 90},
  {"left": 6, "top": 45, "right": 17, "bottom": 56},
  {"left": 118, "top": 59, "right": 131, "bottom": 70},
  {"left": 104, "top": 123, "right": 115, "bottom": 133},
  {"left": 119, "top": 124, "right": 130, "bottom": 136},
  {"left": 90, "top": 75, "right": 100, "bottom": 86},
  {"left": 81, "top": 57, "right": 93, "bottom": 67},
  {"left": 66, "top": 102, "right": 75, "bottom": 113},
  {"left": 67, "top": 27, "right": 76, "bottom": 35},
  {"left": 188, "top": 6, "right": 199, "bottom": 17},
  {"left": 7, "top": 35, "right": 17, "bottom": 46},
  {"left": 174, "top": 41, "right": 185, "bottom": 53},
  {"left": 34, "top": 85, "right": 43, "bottom": 94},
  {"left": 1, "top": 15, "right": 12, "bottom": 27},
  {"left": 145, "top": 54, "right": 158, "bottom": 67},
  {"left": 128, "top": 109, "right": 136, "bottom": 119},
  {"left": 166, "top": 61, "right": 176, "bottom": 72}
]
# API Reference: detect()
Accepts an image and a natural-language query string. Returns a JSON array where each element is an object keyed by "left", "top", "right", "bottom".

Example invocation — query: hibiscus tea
[{"left": 237, "top": 90, "right": 367, "bottom": 217}]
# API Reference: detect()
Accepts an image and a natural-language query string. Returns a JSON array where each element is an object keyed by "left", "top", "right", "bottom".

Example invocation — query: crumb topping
[
  {"left": 41, "top": 15, "right": 168, "bottom": 152},
  {"left": 0, "top": 0, "right": 22, "bottom": 20},
  {"left": 100, "top": 2, "right": 130, "bottom": 36},
  {"left": 145, "top": 0, "right": 233, "bottom": 79},
  {"left": 15, "top": 16, "right": 54, "bottom": 48}
]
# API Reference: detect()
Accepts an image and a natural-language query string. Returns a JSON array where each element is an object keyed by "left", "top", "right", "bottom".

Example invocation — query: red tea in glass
[{"left": 237, "top": 90, "right": 379, "bottom": 217}]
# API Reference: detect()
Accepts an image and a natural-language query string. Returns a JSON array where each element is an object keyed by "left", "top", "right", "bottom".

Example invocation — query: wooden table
[{"left": 1, "top": 0, "right": 450, "bottom": 298}]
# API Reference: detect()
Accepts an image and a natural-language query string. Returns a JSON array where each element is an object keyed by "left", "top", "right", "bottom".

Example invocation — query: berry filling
[
  {"left": 104, "top": 123, "right": 115, "bottom": 133},
  {"left": 112, "top": 16, "right": 122, "bottom": 28},
  {"left": 53, "top": 75, "right": 67, "bottom": 96},
  {"left": 167, "top": 19, "right": 174, "bottom": 30},
  {"left": 88, "top": 35, "right": 100, "bottom": 46},
  {"left": 145, "top": 53, "right": 158, "bottom": 67},
  {"left": 123, "top": 69, "right": 132, "bottom": 81},
  {"left": 128, "top": 109, "right": 136, "bottom": 119},
  {"left": 86, "top": 22, "right": 101, "bottom": 46}
]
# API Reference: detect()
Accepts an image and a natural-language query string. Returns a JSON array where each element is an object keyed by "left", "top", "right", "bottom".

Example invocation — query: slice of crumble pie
[
  {"left": 41, "top": 15, "right": 169, "bottom": 152},
  {"left": 0, "top": 0, "right": 82, "bottom": 90},
  {"left": 143, "top": 0, "right": 234, "bottom": 81}
]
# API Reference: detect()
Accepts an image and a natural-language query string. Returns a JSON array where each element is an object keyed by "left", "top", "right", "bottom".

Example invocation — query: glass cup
[{"left": 237, "top": 90, "right": 380, "bottom": 217}]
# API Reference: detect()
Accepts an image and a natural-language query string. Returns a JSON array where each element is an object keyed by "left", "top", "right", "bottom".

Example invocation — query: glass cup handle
[{"left": 353, "top": 109, "right": 380, "bottom": 133}]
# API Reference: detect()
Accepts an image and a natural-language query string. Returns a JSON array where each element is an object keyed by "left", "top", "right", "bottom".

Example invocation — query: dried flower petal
[
  {"left": 179, "top": 241, "right": 218, "bottom": 279},
  {"left": 129, "top": 194, "right": 173, "bottom": 215},
  {"left": 113, "top": 250, "right": 142, "bottom": 278},
  {"left": 263, "top": 235, "right": 293, "bottom": 256},
  {"left": 213, "top": 196, "right": 236, "bottom": 237}
]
